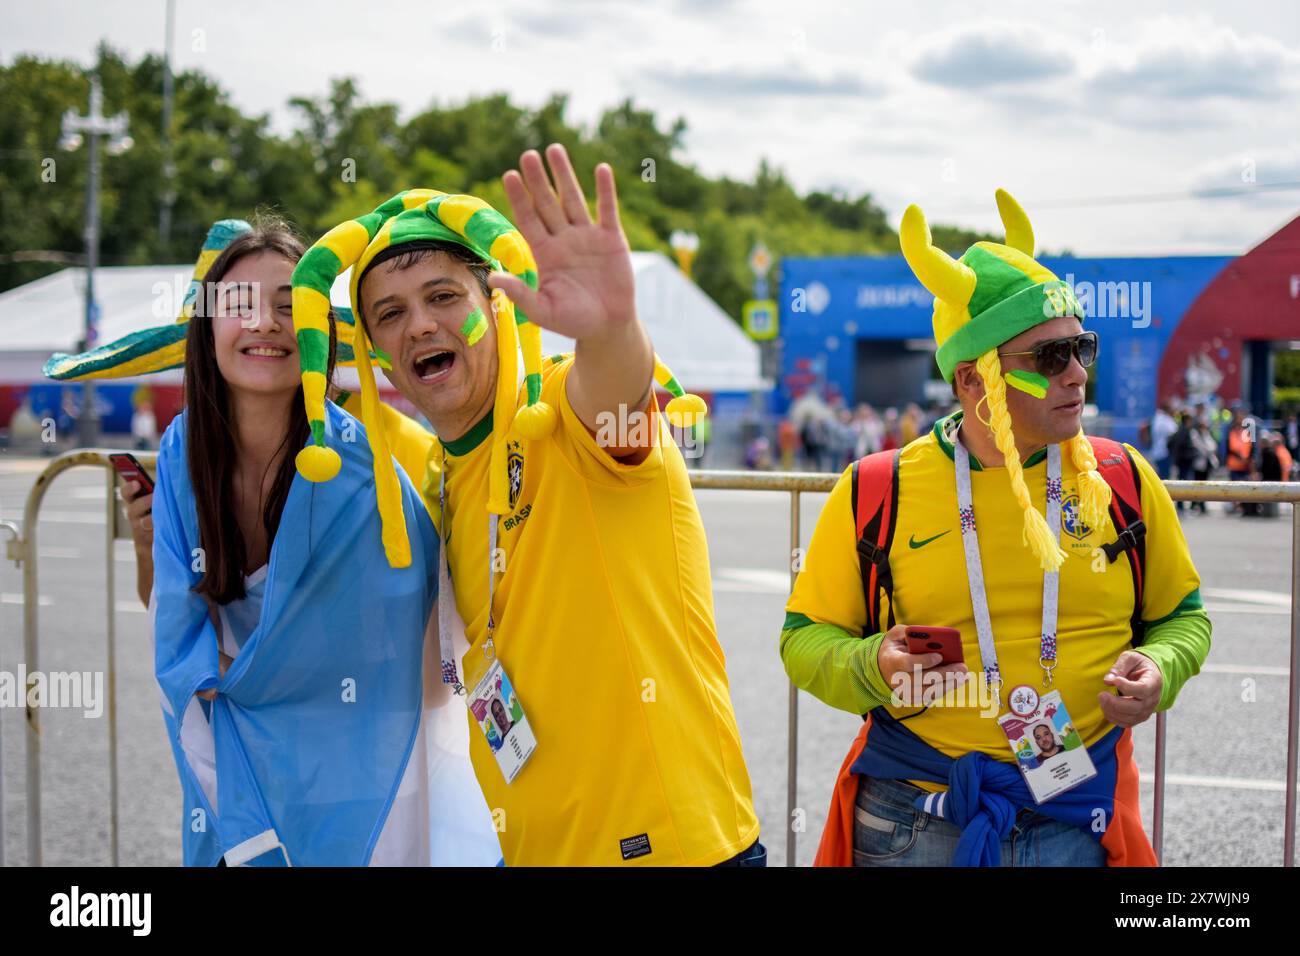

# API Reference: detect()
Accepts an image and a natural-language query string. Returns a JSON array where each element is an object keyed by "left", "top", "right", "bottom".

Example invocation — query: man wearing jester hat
[
  {"left": 781, "top": 191, "right": 1211, "bottom": 867},
  {"left": 293, "top": 145, "right": 760, "bottom": 867}
]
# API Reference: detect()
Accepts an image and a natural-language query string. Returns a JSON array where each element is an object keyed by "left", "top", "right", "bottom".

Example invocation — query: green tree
[{"left": 3, "top": 48, "right": 1000, "bottom": 330}]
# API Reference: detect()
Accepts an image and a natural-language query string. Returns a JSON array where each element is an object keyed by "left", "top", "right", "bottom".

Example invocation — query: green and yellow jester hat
[
  {"left": 291, "top": 188, "right": 706, "bottom": 570},
  {"left": 899, "top": 188, "right": 1111, "bottom": 572}
]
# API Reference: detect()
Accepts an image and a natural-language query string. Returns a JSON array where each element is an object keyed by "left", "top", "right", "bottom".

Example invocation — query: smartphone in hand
[
  {"left": 905, "top": 626, "right": 964, "bottom": 665},
  {"left": 109, "top": 453, "right": 155, "bottom": 497}
]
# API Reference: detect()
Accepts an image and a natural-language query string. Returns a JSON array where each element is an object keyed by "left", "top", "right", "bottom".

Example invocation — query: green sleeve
[
  {"left": 1134, "top": 591, "right": 1212, "bottom": 712},
  {"left": 779, "top": 612, "right": 895, "bottom": 715}
]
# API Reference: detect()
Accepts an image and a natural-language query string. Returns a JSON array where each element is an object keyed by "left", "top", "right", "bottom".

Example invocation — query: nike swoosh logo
[{"left": 908, "top": 530, "right": 951, "bottom": 549}]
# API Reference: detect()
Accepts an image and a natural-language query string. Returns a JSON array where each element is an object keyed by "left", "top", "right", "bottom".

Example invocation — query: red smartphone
[
  {"left": 905, "top": 626, "right": 965, "bottom": 665},
  {"left": 109, "top": 453, "right": 155, "bottom": 496}
]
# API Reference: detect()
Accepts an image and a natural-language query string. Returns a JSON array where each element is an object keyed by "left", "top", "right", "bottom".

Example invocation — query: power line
[{"left": 934, "top": 181, "right": 1300, "bottom": 215}]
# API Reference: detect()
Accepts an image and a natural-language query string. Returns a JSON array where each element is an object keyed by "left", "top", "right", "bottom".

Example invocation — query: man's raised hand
[{"left": 489, "top": 143, "right": 637, "bottom": 343}]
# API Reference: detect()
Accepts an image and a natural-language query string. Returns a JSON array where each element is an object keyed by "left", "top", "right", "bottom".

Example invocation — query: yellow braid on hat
[
  {"left": 976, "top": 348, "right": 1067, "bottom": 572},
  {"left": 1068, "top": 432, "right": 1113, "bottom": 532},
  {"left": 510, "top": 318, "right": 558, "bottom": 441}
]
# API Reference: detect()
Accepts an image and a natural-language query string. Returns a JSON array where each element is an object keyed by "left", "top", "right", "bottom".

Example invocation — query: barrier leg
[
  {"left": 23, "top": 492, "right": 41, "bottom": 866},
  {"left": 786, "top": 490, "right": 800, "bottom": 867},
  {"left": 105, "top": 465, "right": 120, "bottom": 866},
  {"left": 1286, "top": 502, "right": 1299, "bottom": 867},
  {"left": 0, "top": 519, "right": 17, "bottom": 868},
  {"left": 1153, "top": 711, "right": 1166, "bottom": 863}
]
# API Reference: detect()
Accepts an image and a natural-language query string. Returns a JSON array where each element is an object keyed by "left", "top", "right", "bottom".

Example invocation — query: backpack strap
[
  {"left": 1088, "top": 436, "right": 1148, "bottom": 646},
  {"left": 851, "top": 449, "right": 902, "bottom": 637}
]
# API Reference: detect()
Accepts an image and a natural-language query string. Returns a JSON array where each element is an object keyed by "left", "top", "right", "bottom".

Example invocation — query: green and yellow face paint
[{"left": 1005, "top": 369, "right": 1050, "bottom": 399}]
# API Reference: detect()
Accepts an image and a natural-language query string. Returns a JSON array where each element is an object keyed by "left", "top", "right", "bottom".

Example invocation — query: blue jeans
[
  {"left": 852, "top": 775, "right": 1106, "bottom": 867},
  {"left": 715, "top": 839, "right": 767, "bottom": 867}
]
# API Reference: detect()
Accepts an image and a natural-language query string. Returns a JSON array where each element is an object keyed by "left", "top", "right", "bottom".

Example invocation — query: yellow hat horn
[
  {"left": 899, "top": 204, "right": 977, "bottom": 309},
  {"left": 995, "top": 188, "right": 1035, "bottom": 257}
]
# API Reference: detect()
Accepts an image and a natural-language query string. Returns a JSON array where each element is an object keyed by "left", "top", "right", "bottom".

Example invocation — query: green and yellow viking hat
[
  {"left": 900, "top": 188, "right": 1110, "bottom": 572},
  {"left": 291, "top": 188, "right": 706, "bottom": 570}
]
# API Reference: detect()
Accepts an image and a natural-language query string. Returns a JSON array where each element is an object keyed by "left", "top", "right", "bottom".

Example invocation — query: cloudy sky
[{"left": 4, "top": 0, "right": 1298, "bottom": 255}]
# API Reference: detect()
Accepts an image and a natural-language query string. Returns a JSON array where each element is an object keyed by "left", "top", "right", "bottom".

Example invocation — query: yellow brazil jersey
[
  {"left": 424, "top": 357, "right": 758, "bottom": 866},
  {"left": 787, "top": 412, "right": 1201, "bottom": 789}
]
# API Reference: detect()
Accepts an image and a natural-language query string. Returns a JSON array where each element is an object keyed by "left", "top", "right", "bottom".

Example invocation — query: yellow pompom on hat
[
  {"left": 292, "top": 188, "right": 705, "bottom": 568},
  {"left": 899, "top": 189, "right": 1111, "bottom": 572}
]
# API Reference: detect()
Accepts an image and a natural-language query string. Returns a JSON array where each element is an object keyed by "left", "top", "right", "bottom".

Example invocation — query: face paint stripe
[
  {"left": 1006, "top": 368, "right": 1050, "bottom": 399},
  {"left": 461, "top": 307, "right": 489, "bottom": 346}
]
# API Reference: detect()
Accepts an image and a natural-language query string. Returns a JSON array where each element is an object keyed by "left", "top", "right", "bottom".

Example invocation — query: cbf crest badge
[
  {"left": 1061, "top": 493, "right": 1091, "bottom": 541},
  {"left": 1060, "top": 488, "right": 1104, "bottom": 557},
  {"left": 507, "top": 441, "right": 525, "bottom": 511}
]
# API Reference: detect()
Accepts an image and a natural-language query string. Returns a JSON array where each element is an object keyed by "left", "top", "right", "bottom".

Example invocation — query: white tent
[
  {"left": 535, "top": 252, "right": 767, "bottom": 394},
  {"left": 0, "top": 252, "right": 765, "bottom": 394}
]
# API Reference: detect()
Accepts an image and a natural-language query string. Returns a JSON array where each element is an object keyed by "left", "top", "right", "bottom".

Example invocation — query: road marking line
[
  {"left": 1202, "top": 663, "right": 1290, "bottom": 676},
  {"left": 38, "top": 548, "right": 81, "bottom": 559},
  {"left": 28, "top": 511, "right": 105, "bottom": 524},
  {"left": 1, "top": 593, "right": 53, "bottom": 606},
  {"left": 715, "top": 568, "right": 790, "bottom": 593},
  {"left": 1140, "top": 773, "right": 1286, "bottom": 793},
  {"left": 1202, "top": 587, "right": 1289, "bottom": 607},
  {"left": 0, "top": 460, "right": 57, "bottom": 475},
  {"left": 1204, "top": 603, "right": 1289, "bottom": 616},
  {"left": 2, "top": 593, "right": 143, "bottom": 614}
]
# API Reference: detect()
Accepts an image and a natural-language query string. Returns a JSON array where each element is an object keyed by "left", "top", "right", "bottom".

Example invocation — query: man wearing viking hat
[
  {"left": 291, "top": 144, "right": 760, "bottom": 867},
  {"left": 780, "top": 191, "right": 1210, "bottom": 867}
]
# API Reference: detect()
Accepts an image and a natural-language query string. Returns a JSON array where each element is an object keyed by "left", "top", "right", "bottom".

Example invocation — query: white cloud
[
  {"left": 1195, "top": 146, "right": 1300, "bottom": 181},
  {"left": 1087, "top": 16, "right": 1300, "bottom": 101},
  {"left": 910, "top": 21, "right": 1078, "bottom": 89},
  {"left": 644, "top": 62, "right": 882, "bottom": 101}
]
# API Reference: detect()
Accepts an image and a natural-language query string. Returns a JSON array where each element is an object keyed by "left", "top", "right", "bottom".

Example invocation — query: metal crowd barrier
[
  {"left": 2, "top": 451, "right": 1298, "bottom": 867},
  {"left": 693, "top": 471, "right": 1300, "bottom": 868}
]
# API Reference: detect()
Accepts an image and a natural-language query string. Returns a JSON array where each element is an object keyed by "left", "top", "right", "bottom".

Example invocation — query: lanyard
[
  {"left": 954, "top": 434, "right": 1061, "bottom": 703},
  {"left": 437, "top": 451, "right": 499, "bottom": 694}
]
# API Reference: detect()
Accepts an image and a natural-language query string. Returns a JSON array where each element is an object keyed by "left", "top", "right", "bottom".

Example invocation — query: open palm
[{"left": 488, "top": 144, "right": 637, "bottom": 341}]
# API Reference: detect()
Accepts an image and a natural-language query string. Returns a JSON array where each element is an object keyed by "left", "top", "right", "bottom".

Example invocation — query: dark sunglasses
[{"left": 998, "top": 331, "right": 1098, "bottom": 378}]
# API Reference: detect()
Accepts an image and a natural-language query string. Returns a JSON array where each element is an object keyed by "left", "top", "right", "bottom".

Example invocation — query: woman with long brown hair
[{"left": 149, "top": 217, "right": 498, "bottom": 867}]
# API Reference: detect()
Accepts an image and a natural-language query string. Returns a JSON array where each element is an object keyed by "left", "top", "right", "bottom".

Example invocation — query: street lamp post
[{"left": 60, "top": 74, "right": 131, "bottom": 447}]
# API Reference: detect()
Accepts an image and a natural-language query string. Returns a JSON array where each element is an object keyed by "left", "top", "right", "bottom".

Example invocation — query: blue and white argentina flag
[{"left": 151, "top": 400, "right": 500, "bottom": 866}]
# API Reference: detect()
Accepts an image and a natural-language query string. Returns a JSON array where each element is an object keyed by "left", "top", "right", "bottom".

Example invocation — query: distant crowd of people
[
  {"left": 755, "top": 391, "right": 1298, "bottom": 521},
  {"left": 1143, "top": 399, "right": 1294, "bottom": 516},
  {"left": 761, "top": 392, "right": 952, "bottom": 473}
]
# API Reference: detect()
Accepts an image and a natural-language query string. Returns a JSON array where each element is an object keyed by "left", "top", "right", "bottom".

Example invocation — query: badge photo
[
  {"left": 469, "top": 659, "right": 537, "bottom": 784},
  {"left": 998, "top": 689, "right": 1096, "bottom": 804}
]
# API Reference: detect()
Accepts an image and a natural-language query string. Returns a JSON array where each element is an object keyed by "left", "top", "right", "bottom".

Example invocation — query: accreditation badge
[
  {"left": 468, "top": 658, "right": 537, "bottom": 784},
  {"left": 997, "top": 690, "right": 1097, "bottom": 804}
]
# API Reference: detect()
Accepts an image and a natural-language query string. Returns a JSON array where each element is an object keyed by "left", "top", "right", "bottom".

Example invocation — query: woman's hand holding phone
[
  {"left": 120, "top": 480, "right": 154, "bottom": 547},
  {"left": 116, "top": 475, "right": 155, "bottom": 607}
]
